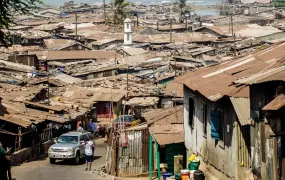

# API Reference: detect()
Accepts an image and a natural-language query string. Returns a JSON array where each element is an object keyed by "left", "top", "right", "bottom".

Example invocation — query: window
[
  {"left": 127, "top": 23, "right": 129, "bottom": 29},
  {"left": 87, "top": 132, "right": 93, "bottom": 140},
  {"left": 188, "top": 98, "right": 194, "bottom": 127},
  {"left": 58, "top": 135, "right": 78, "bottom": 144},
  {"left": 80, "top": 135, "right": 87, "bottom": 142},
  {"left": 203, "top": 104, "right": 207, "bottom": 135},
  {"left": 210, "top": 110, "right": 224, "bottom": 141},
  {"left": 127, "top": 34, "right": 130, "bottom": 41}
]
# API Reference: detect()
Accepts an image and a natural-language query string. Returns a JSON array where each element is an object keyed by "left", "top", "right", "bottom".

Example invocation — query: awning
[
  {"left": 230, "top": 97, "right": 251, "bottom": 126},
  {"left": 263, "top": 94, "right": 285, "bottom": 111}
]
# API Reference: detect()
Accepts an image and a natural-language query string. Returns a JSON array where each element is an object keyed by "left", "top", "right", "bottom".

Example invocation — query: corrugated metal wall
[{"left": 118, "top": 129, "right": 150, "bottom": 177}]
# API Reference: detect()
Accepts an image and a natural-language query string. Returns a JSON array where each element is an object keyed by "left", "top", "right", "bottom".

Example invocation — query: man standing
[
  {"left": 77, "top": 122, "right": 84, "bottom": 132},
  {"left": 0, "top": 142, "right": 6, "bottom": 156},
  {"left": 88, "top": 120, "right": 97, "bottom": 134},
  {"left": 85, "top": 137, "right": 94, "bottom": 171},
  {"left": 0, "top": 153, "right": 12, "bottom": 180}
]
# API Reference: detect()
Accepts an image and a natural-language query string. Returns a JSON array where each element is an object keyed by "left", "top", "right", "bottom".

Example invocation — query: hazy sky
[
  {"left": 44, "top": 0, "right": 222, "bottom": 6},
  {"left": 44, "top": 0, "right": 107, "bottom": 6}
]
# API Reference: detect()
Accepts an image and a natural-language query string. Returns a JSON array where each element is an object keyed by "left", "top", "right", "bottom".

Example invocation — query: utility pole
[
  {"left": 75, "top": 11, "right": 78, "bottom": 40},
  {"left": 136, "top": 14, "right": 139, "bottom": 27},
  {"left": 126, "top": 66, "right": 129, "bottom": 99},
  {"left": 170, "top": 20, "right": 172, "bottom": 43},
  {"left": 230, "top": 14, "right": 233, "bottom": 37},
  {"left": 185, "top": 17, "right": 188, "bottom": 31},
  {"left": 234, "top": 33, "right": 236, "bottom": 57},
  {"left": 46, "top": 60, "right": 50, "bottom": 106},
  {"left": 228, "top": 14, "right": 231, "bottom": 34},
  {"left": 174, "top": 56, "right": 177, "bottom": 76},
  {"left": 103, "top": 0, "right": 106, "bottom": 24},
  {"left": 157, "top": 20, "right": 159, "bottom": 30}
]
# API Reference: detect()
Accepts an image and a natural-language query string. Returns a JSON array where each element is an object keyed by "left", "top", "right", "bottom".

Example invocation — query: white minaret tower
[{"left": 124, "top": 18, "right": 132, "bottom": 48}]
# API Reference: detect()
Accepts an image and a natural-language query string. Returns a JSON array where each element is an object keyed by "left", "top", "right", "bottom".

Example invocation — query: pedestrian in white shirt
[
  {"left": 77, "top": 123, "right": 84, "bottom": 132},
  {"left": 85, "top": 138, "right": 94, "bottom": 171}
]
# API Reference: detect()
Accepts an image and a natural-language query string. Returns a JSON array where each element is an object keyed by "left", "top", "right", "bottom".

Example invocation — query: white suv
[{"left": 48, "top": 131, "right": 94, "bottom": 164}]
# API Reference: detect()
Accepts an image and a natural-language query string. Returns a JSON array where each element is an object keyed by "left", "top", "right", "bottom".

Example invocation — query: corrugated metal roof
[
  {"left": 234, "top": 66, "right": 285, "bottom": 85},
  {"left": 149, "top": 124, "right": 184, "bottom": 145},
  {"left": 164, "top": 80, "right": 184, "bottom": 97},
  {"left": 177, "top": 42, "right": 285, "bottom": 101},
  {"left": 121, "top": 48, "right": 147, "bottom": 56},
  {"left": 229, "top": 86, "right": 249, "bottom": 98},
  {"left": 2, "top": 101, "right": 86, "bottom": 124},
  {"left": 133, "top": 32, "right": 216, "bottom": 44},
  {"left": 123, "top": 97, "right": 159, "bottom": 107},
  {"left": 90, "top": 91, "right": 125, "bottom": 102},
  {"left": 230, "top": 97, "right": 251, "bottom": 126},
  {"left": 262, "top": 94, "right": 285, "bottom": 111},
  {"left": 142, "top": 106, "right": 184, "bottom": 125},
  {"left": 24, "top": 101, "right": 66, "bottom": 112},
  {"left": 62, "top": 87, "right": 126, "bottom": 103},
  {"left": 126, "top": 123, "right": 148, "bottom": 131},
  {"left": 0, "top": 114, "right": 33, "bottom": 128},
  {"left": 46, "top": 50, "right": 120, "bottom": 61}
]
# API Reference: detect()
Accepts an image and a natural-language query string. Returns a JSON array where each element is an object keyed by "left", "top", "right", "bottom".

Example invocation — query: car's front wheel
[
  {"left": 50, "top": 158, "right": 56, "bottom": 164},
  {"left": 74, "top": 152, "right": 80, "bottom": 165}
]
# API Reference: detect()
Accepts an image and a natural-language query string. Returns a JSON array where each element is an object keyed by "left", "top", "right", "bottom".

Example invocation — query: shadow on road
[{"left": 53, "top": 156, "right": 103, "bottom": 166}]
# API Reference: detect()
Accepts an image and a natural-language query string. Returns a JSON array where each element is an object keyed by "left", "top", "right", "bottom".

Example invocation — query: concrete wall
[
  {"left": 8, "top": 140, "right": 54, "bottom": 166},
  {"left": 183, "top": 86, "right": 237, "bottom": 179}
]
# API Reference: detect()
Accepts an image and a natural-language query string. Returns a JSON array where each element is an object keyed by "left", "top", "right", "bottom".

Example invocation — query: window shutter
[{"left": 210, "top": 111, "right": 220, "bottom": 140}]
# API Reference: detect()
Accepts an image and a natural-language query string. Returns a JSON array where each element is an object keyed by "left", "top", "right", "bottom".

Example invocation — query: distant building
[{"left": 124, "top": 18, "right": 133, "bottom": 47}]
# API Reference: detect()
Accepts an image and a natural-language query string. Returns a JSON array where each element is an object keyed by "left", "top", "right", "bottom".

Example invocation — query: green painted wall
[{"left": 165, "top": 143, "right": 187, "bottom": 174}]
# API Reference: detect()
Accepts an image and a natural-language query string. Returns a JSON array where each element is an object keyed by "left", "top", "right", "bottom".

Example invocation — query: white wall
[{"left": 124, "top": 22, "right": 132, "bottom": 46}]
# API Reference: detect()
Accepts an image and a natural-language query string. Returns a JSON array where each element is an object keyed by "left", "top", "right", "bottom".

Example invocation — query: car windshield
[
  {"left": 115, "top": 116, "right": 134, "bottom": 122},
  {"left": 58, "top": 135, "right": 78, "bottom": 144}
]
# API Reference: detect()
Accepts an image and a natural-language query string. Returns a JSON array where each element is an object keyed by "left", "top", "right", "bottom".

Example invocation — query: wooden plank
[
  {"left": 111, "top": 137, "right": 117, "bottom": 176},
  {"left": 261, "top": 122, "right": 265, "bottom": 163},
  {"left": 174, "top": 155, "right": 183, "bottom": 174},
  {"left": 272, "top": 138, "right": 278, "bottom": 180},
  {"left": 246, "top": 126, "right": 250, "bottom": 169},
  {"left": 236, "top": 123, "right": 240, "bottom": 163},
  {"left": 282, "top": 158, "right": 285, "bottom": 179},
  {"left": 242, "top": 125, "right": 245, "bottom": 166},
  {"left": 244, "top": 125, "right": 248, "bottom": 169},
  {"left": 238, "top": 124, "right": 241, "bottom": 162}
]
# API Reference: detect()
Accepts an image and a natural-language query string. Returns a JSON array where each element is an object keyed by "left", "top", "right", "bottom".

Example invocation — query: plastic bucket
[
  {"left": 180, "top": 169, "right": 190, "bottom": 180},
  {"left": 162, "top": 172, "right": 173, "bottom": 180},
  {"left": 189, "top": 170, "right": 196, "bottom": 180}
]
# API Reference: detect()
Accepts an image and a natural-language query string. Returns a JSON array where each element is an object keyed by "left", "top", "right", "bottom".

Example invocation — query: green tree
[
  {"left": 112, "top": 0, "right": 130, "bottom": 24},
  {"left": 0, "top": 0, "right": 42, "bottom": 44},
  {"left": 178, "top": 0, "right": 186, "bottom": 17}
]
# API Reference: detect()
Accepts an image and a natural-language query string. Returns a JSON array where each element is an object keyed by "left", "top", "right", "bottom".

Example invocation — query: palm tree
[
  {"left": 112, "top": 0, "right": 130, "bottom": 24},
  {"left": 178, "top": 0, "right": 186, "bottom": 18}
]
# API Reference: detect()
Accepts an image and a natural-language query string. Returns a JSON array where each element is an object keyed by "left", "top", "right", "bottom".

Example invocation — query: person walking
[
  {"left": 85, "top": 137, "right": 94, "bottom": 171},
  {"left": 87, "top": 120, "right": 97, "bottom": 134},
  {"left": 77, "top": 122, "right": 84, "bottom": 132}
]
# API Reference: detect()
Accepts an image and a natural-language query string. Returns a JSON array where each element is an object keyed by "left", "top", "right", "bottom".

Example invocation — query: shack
[{"left": 142, "top": 106, "right": 186, "bottom": 176}]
